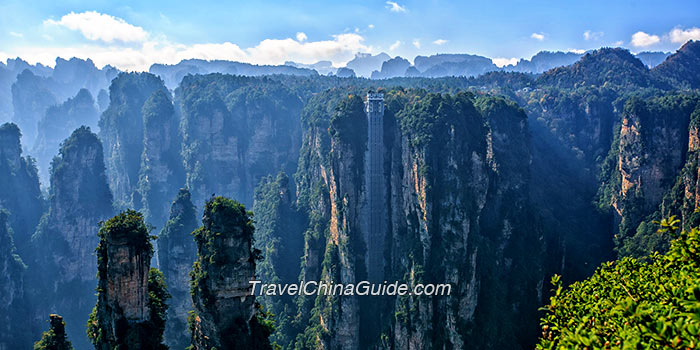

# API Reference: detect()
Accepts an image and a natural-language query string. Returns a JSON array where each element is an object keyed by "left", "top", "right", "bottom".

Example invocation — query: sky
[{"left": 0, "top": 0, "right": 698, "bottom": 71}]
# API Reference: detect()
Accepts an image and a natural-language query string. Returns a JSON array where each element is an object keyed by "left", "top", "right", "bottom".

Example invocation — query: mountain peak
[{"left": 652, "top": 40, "right": 700, "bottom": 89}]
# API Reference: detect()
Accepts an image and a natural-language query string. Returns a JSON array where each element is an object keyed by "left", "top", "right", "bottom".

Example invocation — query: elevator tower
[{"left": 365, "top": 92, "right": 385, "bottom": 282}]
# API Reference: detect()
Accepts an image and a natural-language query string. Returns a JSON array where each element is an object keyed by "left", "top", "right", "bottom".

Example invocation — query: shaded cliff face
[
  {"left": 0, "top": 123, "right": 43, "bottom": 256},
  {"left": 157, "top": 188, "right": 197, "bottom": 349},
  {"left": 252, "top": 172, "right": 305, "bottom": 348},
  {"left": 100, "top": 72, "right": 169, "bottom": 209},
  {"left": 137, "top": 89, "right": 184, "bottom": 229},
  {"left": 287, "top": 90, "right": 543, "bottom": 350},
  {"left": 597, "top": 95, "right": 700, "bottom": 256},
  {"left": 522, "top": 87, "right": 617, "bottom": 174},
  {"left": 32, "top": 88, "right": 99, "bottom": 184},
  {"left": 176, "top": 74, "right": 303, "bottom": 209},
  {"left": 29, "top": 126, "right": 113, "bottom": 350},
  {"left": 88, "top": 210, "right": 169, "bottom": 350},
  {"left": 11, "top": 70, "right": 57, "bottom": 147},
  {"left": 390, "top": 93, "right": 540, "bottom": 350},
  {"left": 0, "top": 211, "right": 30, "bottom": 350},
  {"left": 189, "top": 196, "right": 272, "bottom": 350}
]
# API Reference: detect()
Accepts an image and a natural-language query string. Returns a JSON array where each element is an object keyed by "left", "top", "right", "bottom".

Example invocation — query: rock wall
[
  {"left": 157, "top": 188, "right": 197, "bottom": 349},
  {"left": 189, "top": 196, "right": 272, "bottom": 350},
  {"left": 0, "top": 122, "right": 43, "bottom": 256}
]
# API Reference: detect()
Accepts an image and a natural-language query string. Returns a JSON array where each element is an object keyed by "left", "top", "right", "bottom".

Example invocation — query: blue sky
[{"left": 0, "top": 0, "right": 698, "bottom": 71}]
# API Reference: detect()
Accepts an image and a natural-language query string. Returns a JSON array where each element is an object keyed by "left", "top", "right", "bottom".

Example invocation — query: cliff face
[
  {"left": 601, "top": 95, "right": 699, "bottom": 255},
  {"left": 523, "top": 87, "right": 617, "bottom": 173},
  {"left": 30, "top": 126, "right": 113, "bottom": 349},
  {"left": 389, "top": 93, "right": 540, "bottom": 350},
  {"left": 0, "top": 123, "right": 43, "bottom": 256},
  {"left": 137, "top": 90, "right": 183, "bottom": 229},
  {"left": 287, "top": 90, "right": 543, "bottom": 350},
  {"left": 176, "top": 75, "right": 303, "bottom": 208},
  {"left": 32, "top": 88, "right": 99, "bottom": 184},
  {"left": 252, "top": 172, "right": 305, "bottom": 348},
  {"left": 100, "top": 72, "right": 169, "bottom": 209},
  {"left": 11, "top": 70, "right": 57, "bottom": 146},
  {"left": 157, "top": 188, "right": 197, "bottom": 349},
  {"left": 189, "top": 196, "right": 272, "bottom": 350},
  {"left": 0, "top": 211, "right": 29, "bottom": 350},
  {"left": 88, "top": 210, "right": 168, "bottom": 349}
]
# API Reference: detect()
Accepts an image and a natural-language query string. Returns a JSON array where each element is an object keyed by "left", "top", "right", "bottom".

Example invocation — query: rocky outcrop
[
  {"left": 137, "top": 89, "right": 184, "bottom": 228},
  {"left": 0, "top": 123, "right": 43, "bottom": 256},
  {"left": 30, "top": 126, "right": 113, "bottom": 349},
  {"left": 177, "top": 75, "right": 303, "bottom": 208},
  {"left": 100, "top": 72, "right": 169, "bottom": 209},
  {"left": 88, "top": 210, "right": 168, "bottom": 349},
  {"left": 371, "top": 57, "right": 411, "bottom": 79},
  {"left": 32, "top": 88, "right": 99, "bottom": 183},
  {"left": 189, "top": 196, "right": 272, "bottom": 350},
  {"left": 33, "top": 314, "right": 73, "bottom": 350},
  {"left": 157, "top": 188, "right": 197, "bottom": 349}
]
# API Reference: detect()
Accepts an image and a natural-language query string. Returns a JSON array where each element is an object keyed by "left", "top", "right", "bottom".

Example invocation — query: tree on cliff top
[{"left": 34, "top": 314, "right": 74, "bottom": 350}]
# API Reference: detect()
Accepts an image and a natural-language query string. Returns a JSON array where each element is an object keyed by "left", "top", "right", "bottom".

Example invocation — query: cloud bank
[
  {"left": 44, "top": 11, "right": 148, "bottom": 43},
  {"left": 7, "top": 11, "right": 373, "bottom": 71}
]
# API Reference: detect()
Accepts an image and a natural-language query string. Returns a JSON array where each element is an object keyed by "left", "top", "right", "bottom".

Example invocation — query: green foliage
[
  {"left": 96, "top": 209, "right": 154, "bottom": 258},
  {"left": 147, "top": 268, "right": 171, "bottom": 348},
  {"left": 34, "top": 314, "right": 74, "bottom": 350},
  {"left": 537, "top": 48, "right": 669, "bottom": 90},
  {"left": 538, "top": 223, "right": 700, "bottom": 349}
]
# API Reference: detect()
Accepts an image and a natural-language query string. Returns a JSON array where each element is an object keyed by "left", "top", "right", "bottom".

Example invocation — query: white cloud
[
  {"left": 368, "top": 24, "right": 375, "bottom": 29},
  {"left": 630, "top": 31, "right": 660, "bottom": 47},
  {"left": 492, "top": 57, "right": 518, "bottom": 67},
  {"left": 19, "top": 12, "right": 376, "bottom": 71},
  {"left": 568, "top": 49, "right": 586, "bottom": 54},
  {"left": 669, "top": 27, "right": 700, "bottom": 44},
  {"left": 9, "top": 31, "right": 23, "bottom": 38},
  {"left": 412, "top": 39, "right": 421, "bottom": 49},
  {"left": 613, "top": 40, "right": 624, "bottom": 46},
  {"left": 583, "top": 30, "right": 603, "bottom": 41},
  {"left": 9, "top": 31, "right": 372, "bottom": 71},
  {"left": 433, "top": 39, "right": 448, "bottom": 45},
  {"left": 386, "top": 1, "right": 407, "bottom": 13},
  {"left": 531, "top": 32, "right": 545, "bottom": 41},
  {"left": 44, "top": 11, "right": 148, "bottom": 43},
  {"left": 389, "top": 40, "right": 401, "bottom": 51}
]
